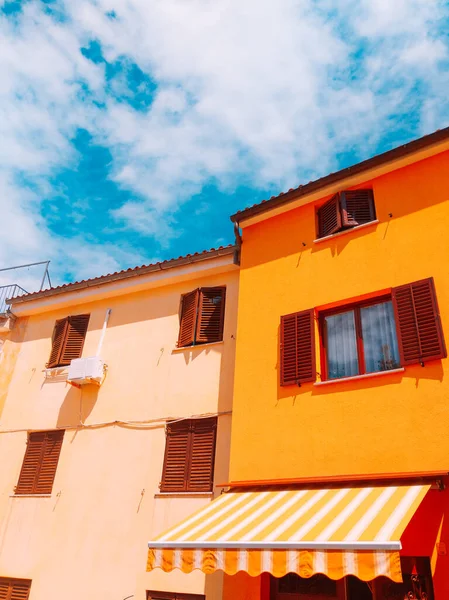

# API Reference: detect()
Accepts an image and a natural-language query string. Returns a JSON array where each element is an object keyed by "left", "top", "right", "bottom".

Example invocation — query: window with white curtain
[{"left": 322, "top": 299, "right": 400, "bottom": 380}]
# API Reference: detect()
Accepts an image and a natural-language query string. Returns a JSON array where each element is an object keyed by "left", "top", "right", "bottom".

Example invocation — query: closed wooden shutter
[
  {"left": 160, "top": 418, "right": 217, "bottom": 492},
  {"left": 9, "top": 581, "right": 31, "bottom": 600},
  {"left": 160, "top": 421, "right": 190, "bottom": 492},
  {"left": 15, "top": 431, "right": 64, "bottom": 495},
  {"left": 47, "top": 318, "right": 68, "bottom": 368},
  {"left": 341, "top": 189, "right": 376, "bottom": 227},
  {"left": 59, "top": 314, "right": 90, "bottom": 366},
  {"left": 280, "top": 309, "right": 316, "bottom": 385},
  {"left": 0, "top": 579, "right": 31, "bottom": 600},
  {"left": 196, "top": 287, "right": 226, "bottom": 344},
  {"left": 178, "top": 290, "right": 199, "bottom": 347},
  {"left": 0, "top": 580, "right": 9, "bottom": 600},
  {"left": 317, "top": 194, "right": 341, "bottom": 238},
  {"left": 187, "top": 418, "right": 217, "bottom": 492},
  {"left": 34, "top": 430, "right": 64, "bottom": 494},
  {"left": 392, "top": 278, "right": 446, "bottom": 365},
  {"left": 15, "top": 432, "right": 46, "bottom": 495}
]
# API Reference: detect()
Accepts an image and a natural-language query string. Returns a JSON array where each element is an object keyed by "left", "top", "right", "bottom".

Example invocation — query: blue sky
[{"left": 1, "top": 0, "right": 448, "bottom": 289}]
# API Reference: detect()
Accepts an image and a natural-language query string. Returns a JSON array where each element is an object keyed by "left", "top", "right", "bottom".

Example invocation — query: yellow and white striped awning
[{"left": 147, "top": 484, "right": 429, "bottom": 582}]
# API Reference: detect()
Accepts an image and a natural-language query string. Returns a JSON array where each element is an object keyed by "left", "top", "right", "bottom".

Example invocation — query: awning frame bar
[{"left": 148, "top": 540, "right": 402, "bottom": 551}]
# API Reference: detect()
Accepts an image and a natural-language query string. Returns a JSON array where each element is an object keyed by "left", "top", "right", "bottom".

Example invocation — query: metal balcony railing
[{"left": 0, "top": 284, "right": 28, "bottom": 315}]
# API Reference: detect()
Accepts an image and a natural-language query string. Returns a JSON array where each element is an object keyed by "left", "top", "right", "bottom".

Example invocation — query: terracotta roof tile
[
  {"left": 9, "top": 244, "right": 236, "bottom": 304},
  {"left": 231, "top": 126, "right": 449, "bottom": 222}
]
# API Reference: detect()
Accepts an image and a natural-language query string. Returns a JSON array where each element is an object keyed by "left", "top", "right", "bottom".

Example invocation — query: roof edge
[
  {"left": 231, "top": 126, "right": 449, "bottom": 224},
  {"left": 9, "top": 245, "right": 237, "bottom": 305}
]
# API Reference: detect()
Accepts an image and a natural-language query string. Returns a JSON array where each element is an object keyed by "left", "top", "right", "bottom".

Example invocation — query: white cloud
[{"left": 0, "top": 0, "right": 448, "bottom": 288}]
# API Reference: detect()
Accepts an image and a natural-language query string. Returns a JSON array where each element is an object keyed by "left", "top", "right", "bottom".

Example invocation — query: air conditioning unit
[{"left": 67, "top": 357, "right": 105, "bottom": 385}]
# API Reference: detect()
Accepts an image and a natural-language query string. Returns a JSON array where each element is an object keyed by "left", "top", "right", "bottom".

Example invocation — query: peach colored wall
[
  {"left": 229, "top": 150, "right": 449, "bottom": 484},
  {"left": 0, "top": 265, "right": 238, "bottom": 600},
  {"left": 0, "top": 318, "right": 28, "bottom": 419}
]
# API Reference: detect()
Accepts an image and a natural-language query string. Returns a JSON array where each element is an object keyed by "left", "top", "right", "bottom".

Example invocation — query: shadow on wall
[{"left": 56, "top": 383, "right": 99, "bottom": 429}]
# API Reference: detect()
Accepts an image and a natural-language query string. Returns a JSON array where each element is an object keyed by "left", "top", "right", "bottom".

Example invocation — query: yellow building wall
[
  {"left": 229, "top": 150, "right": 449, "bottom": 483},
  {"left": 0, "top": 267, "right": 238, "bottom": 600}
]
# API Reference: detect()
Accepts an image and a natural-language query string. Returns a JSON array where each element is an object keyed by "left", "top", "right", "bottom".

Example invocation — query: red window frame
[{"left": 319, "top": 294, "right": 399, "bottom": 381}]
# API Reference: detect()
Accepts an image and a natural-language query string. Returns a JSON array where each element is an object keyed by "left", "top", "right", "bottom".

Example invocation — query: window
[
  {"left": 321, "top": 298, "right": 401, "bottom": 380},
  {"left": 160, "top": 417, "right": 217, "bottom": 493},
  {"left": 280, "top": 278, "right": 445, "bottom": 386},
  {"left": 0, "top": 578, "right": 32, "bottom": 600},
  {"left": 316, "top": 189, "right": 376, "bottom": 239},
  {"left": 15, "top": 430, "right": 64, "bottom": 495},
  {"left": 376, "top": 557, "right": 434, "bottom": 600},
  {"left": 178, "top": 287, "right": 226, "bottom": 347},
  {"left": 47, "top": 314, "right": 90, "bottom": 368},
  {"left": 147, "top": 593, "right": 205, "bottom": 600},
  {"left": 272, "top": 559, "right": 434, "bottom": 600}
]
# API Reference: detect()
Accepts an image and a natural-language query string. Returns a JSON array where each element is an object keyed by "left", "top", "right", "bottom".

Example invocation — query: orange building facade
[
  {"left": 146, "top": 129, "right": 449, "bottom": 600},
  {"left": 224, "top": 133, "right": 449, "bottom": 599}
]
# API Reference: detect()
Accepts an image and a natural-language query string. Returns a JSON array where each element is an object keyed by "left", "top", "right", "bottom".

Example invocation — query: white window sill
[
  {"left": 10, "top": 494, "right": 52, "bottom": 498},
  {"left": 313, "top": 220, "right": 379, "bottom": 244},
  {"left": 314, "top": 367, "right": 405, "bottom": 386},
  {"left": 172, "top": 340, "right": 224, "bottom": 353},
  {"left": 154, "top": 492, "right": 214, "bottom": 498}
]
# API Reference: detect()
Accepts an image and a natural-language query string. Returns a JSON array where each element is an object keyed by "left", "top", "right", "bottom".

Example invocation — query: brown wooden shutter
[
  {"left": 148, "top": 593, "right": 205, "bottom": 600},
  {"left": 9, "top": 581, "right": 32, "bottom": 600},
  {"left": 15, "top": 432, "right": 46, "bottom": 495},
  {"left": 15, "top": 431, "right": 64, "bottom": 495},
  {"left": 196, "top": 287, "right": 226, "bottom": 344},
  {"left": 317, "top": 194, "right": 342, "bottom": 238},
  {"left": 187, "top": 418, "right": 217, "bottom": 492},
  {"left": 47, "top": 318, "right": 68, "bottom": 368},
  {"left": 280, "top": 309, "right": 316, "bottom": 385},
  {"left": 0, "top": 579, "right": 10, "bottom": 600},
  {"left": 0, "top": 580, "right": 31, "bottom": 600},
  {"left": 160, "top": 421, "right": 190, "bottom": 492},
  {"left": 178, "top": 290, "right": 199, "bottom": 347},
  {"left": 341, "top": 189, "right": 376, "bottom": 227},
  {"left": 34, "top": 430, "right": 64, "bottom": 494},
  {"left": 392, "top": 278, "right": 446, "bottom": 366},
  {"left": 59, "top": 314, "right": 90, "bottom": 366}
]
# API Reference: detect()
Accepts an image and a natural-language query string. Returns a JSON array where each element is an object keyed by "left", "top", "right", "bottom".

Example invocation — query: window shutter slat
[
  {"left": 187, "top": 418, "right": 217, "bottom": 492},
  {"left": 196, "top": 287, "right": 226, "bottom": 344},
  {"left": 317, "top": 194, "right": 341, "bottom": 238},
  {"left": 341, "top": 189, "right": 376, "bottom": 227},
  {"left": 59, "top": 314, "right": 90, "bottom": 366},
  {"left": 160, "top": 422, "right": 190, "bottom": 492},
  {"left": 34, "top": 431, "right": 64, "bottom": 494},
  {"left": 280, "top": 309, "right": 316, "bottom": 385},
  {"left": 178, "top": 290, "right": 199, "bottom": 347},
  {"left": 392, "top": 278, "right": 446, "bottom": 365},
  {"left": 47, "top": 318, "right": 68, "bottom": 368}
]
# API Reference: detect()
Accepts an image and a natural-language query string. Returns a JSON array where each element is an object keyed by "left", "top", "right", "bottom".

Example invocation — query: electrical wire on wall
[{"left": 0, "top": 410, "right": 233, "bottom": 435}]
